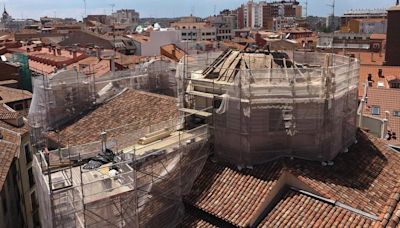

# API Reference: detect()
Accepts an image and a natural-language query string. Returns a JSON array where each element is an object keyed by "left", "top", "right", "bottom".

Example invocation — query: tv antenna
[
  {"left": 83, "top": 0, "right": 87, "bottom": 18},
  {"left": 327, "top": 0, "right": 335, "bottom": 30},
  {"left": 110, "top": 3, "right": 115, "bottom": 14},
  {"left": 304, "top": 0, "right": 308, "bottom": 18}
]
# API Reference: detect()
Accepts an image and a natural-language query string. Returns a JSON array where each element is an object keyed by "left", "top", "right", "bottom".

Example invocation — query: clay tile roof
[
  {"left": 47, "top": 89, "right": 178, "bottom": 147},
  {"left": 185, "top": 160, "right": 284, "bottom": 227},
  {"left": 129, "top": 34, "right": 150, "bottom": 43},
  {"left": 160, "top": 44, "right": 186, "bottom": 62},
  {"left": 259, "top": 190, "right": 375, "bottom": 227},
  {"left": 184, "top": 131, "right": 400, "bottom": 227},
  {"left": 358, "top": 65, "right": 400, "bottom": 97},
  {"left": 0, "top": 141, "right": 18, "bottom": 191},
  {"left": 0, "top": 86, "right": 32, "bottom": 104},
  {"left": 181, "top": 213, "right": 217, "bottom": 228},
  {"left": 363, "top": 88, "right": 400, "bottom": 145}
]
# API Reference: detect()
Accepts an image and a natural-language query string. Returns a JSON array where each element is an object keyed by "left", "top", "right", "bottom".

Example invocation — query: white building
[{"left": 129, "top": 30, "right": 181, "bottom": 56}]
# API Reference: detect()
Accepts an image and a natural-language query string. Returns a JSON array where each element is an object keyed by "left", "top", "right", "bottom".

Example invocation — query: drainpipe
[
  {"left": 358, "top": 98, "right": 365, "bottom": 128},
  {"left": 381, "top": 111, "right": 390, "bottom": 139}
]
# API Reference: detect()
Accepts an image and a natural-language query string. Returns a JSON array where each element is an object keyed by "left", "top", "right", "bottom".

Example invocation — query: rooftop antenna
[
  {"left": 304, "top": 0, "right": 308, "bottom": 17},
  {"left": 110, "top": 3, "right": 115, "bottom": 15},
  {"left": 214, "top": 4, "right": 216, "bottom": 16},
  {"left": 83, "top": 0, "right": 87, "bottom": 18},
  {"left": 327, "top": 0, "right": 335, "bottom": 54}
]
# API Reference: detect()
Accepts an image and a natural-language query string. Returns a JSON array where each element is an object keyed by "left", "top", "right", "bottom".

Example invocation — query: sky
[{"left": 1, "top": 0, "right": 397, "bottom": 20}]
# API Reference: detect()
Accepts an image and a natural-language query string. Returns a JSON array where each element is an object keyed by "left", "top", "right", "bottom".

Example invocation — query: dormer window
[
  {"left": 389, "top": 80, "right": 400, "bottom": 89},
  {"left": 372, "top": 106, "right": 380, "bottom": 115}
]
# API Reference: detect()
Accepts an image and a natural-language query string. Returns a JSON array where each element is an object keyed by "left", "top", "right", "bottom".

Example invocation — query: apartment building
[
  {"left": 0, "top": 104, "right": 38, "bottom": 227},
  {"left": 236, "top": 0, "right": 302, "bottom": 30},
  {"left": 171, "top": 17, "right": 217, "bottom": 41}
]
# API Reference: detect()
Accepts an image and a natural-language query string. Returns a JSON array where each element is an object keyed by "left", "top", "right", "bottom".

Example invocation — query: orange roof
[
  {"left": 222, "top": 40, "right": 246, "bottom": 50},
  {"left": 354, "top": 18, "right": 386, "bottom": 23},
  {"left": 0, "top": 86, "right": 32, "bottom": 104},
  {"left": 160, "top": 44, "right": 186, "bottom": 62},
  {"left": 359, "top": 65, "right": 400, "bottom": 97},
  {"left": 339, "top": 51, "right": 385, "bottom": 66},
  {"left": 185, "top": 131, "right": 400, "bottom": 227},
  {"left": 363, "top": 87, "right": 400, "bottom": 145},
  {"left": 129, "top": 34, "right": 150, "bottom": 43},
  {"left": 68, "top": 56, "right": 111, "bottom": 77}
]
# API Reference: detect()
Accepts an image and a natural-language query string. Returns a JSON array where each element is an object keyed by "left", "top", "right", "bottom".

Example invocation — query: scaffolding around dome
[{"left": 178, "top": 50, "right": 360, "bottom": 165}]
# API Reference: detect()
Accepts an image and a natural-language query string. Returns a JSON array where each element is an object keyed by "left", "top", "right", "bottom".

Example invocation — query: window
[
  {"left": 25, "top": 144, "right": 32, "bottom": 164},
  {"left": 372, "top": 106, "right": 380, "bottom": 115},
  {"left": 28, "top": 168, "right": 35, "bottom": 188},
  {"left": 390, "top": 82, "right": 400, "bottom": 88},
  {"left": 394, "top": 111, "right": 400, "bottom": 117}
]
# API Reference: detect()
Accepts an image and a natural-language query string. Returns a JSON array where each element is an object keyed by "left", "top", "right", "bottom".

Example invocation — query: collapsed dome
[{"left": 184, "top": 50, "right": 360, "bottom": 165}]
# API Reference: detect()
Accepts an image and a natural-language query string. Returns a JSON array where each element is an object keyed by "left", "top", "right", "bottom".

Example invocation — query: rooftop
[
  {"left": 47, "top": 89, "right": 178, "bottom": 147},
  {"left": 0, "top": 104, "right": 28, "bottom": 192},
  {"left": 184, "top": 131, "right": 400, "bottom": 227},
  {"left": 0, "top": 86, "right": 32, "bottom": 104},
  {"left": 363, "top": 87, "right": 400, "bottom": 145},
  {"left": 0, "top": 141, "right": 18, "bottom": 191},
  {"left": 359, "top": 64, "right": 400, "bottom": 96}
]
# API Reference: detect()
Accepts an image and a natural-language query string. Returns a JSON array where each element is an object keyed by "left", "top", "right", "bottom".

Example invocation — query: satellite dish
[
  {"left": 0, "top": 55, "right": 6, "bottom": 62},
  {"left": 285, "top": 33, "right": 291, "bottom": 39}
]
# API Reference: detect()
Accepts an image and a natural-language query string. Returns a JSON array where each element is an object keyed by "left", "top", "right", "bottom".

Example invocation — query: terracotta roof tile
[
  {"left": 47, "top": 89, "right": 178, "bottom": 147},
  {"left": 0, "top": 86, "right": 32, "bottom": 104},
  {"left": 185, "top": 131, "right": 400, "bottom": 227},
  {"left": 362, "top": 88, "right": 400, "bottom": 145},
  {"left": 185, "top": 160, "right": 283, "bottom": 227},
  {"left": 0, "top": 141, "right": 18, "bottom": 191},
  {"left": 358, "top": 65, "right": 400, "bottom": 97},
  {"left": 181, "top": 213, "right": 217, "bottom": 228},
  {"left": 259, "top": 190, "right": 375, "bottom": 227}
]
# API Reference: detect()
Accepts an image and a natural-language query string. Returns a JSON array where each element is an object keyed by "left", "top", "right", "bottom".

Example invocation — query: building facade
[{"left": 0, "top": 104, "right": 38, "bottom": 228}]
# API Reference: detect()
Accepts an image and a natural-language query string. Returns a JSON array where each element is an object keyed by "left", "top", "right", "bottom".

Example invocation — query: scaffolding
[
  {"left": 178, "top": 50, "right": 360, "bottom": 165},
  {"left": 11, "top": 52, "right": 33, "bottom": 91},
  {"left": 29, "top": 58, "right": 178, "bottom": 148},
  {"left": 30, "top": 57, "right": 210, "bottom": 228},
  {"left": 33, "top": 118, "right": 210, "bottom": 228}
]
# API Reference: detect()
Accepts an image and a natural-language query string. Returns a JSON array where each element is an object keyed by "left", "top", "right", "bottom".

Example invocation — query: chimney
[
  {"left": 378, "top": 69, "right": 383, "bottom": 77},
  {"left": 57, "top": 48, "right": 61, "bottom": 55},
  {"left": 73, "top": 51, "right": 77, "bottom": 59},
  {"left": 53, "top": 48, "right": 56, "bottom": 56},
  {"left": 385, "top": 4, "right": 400, "bottom": 66}
]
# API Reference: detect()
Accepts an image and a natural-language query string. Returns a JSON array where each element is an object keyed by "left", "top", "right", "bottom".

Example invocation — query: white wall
[{"left": 140, "top": 30, "right": 181, "bottom": 57}]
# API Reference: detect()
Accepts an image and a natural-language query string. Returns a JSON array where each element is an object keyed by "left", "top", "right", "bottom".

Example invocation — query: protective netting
[
  {"left": 34, "top": 123, "right": 209, "bottom": 228},
  {"left": 179, "top": 51, "right": 360, "bottom": 166},
  {"left": 30, "top": 58, "right": 210, "bottom": 228},
  {"left": 29, "top": 59, "right": 177, "bottom": 148}
]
